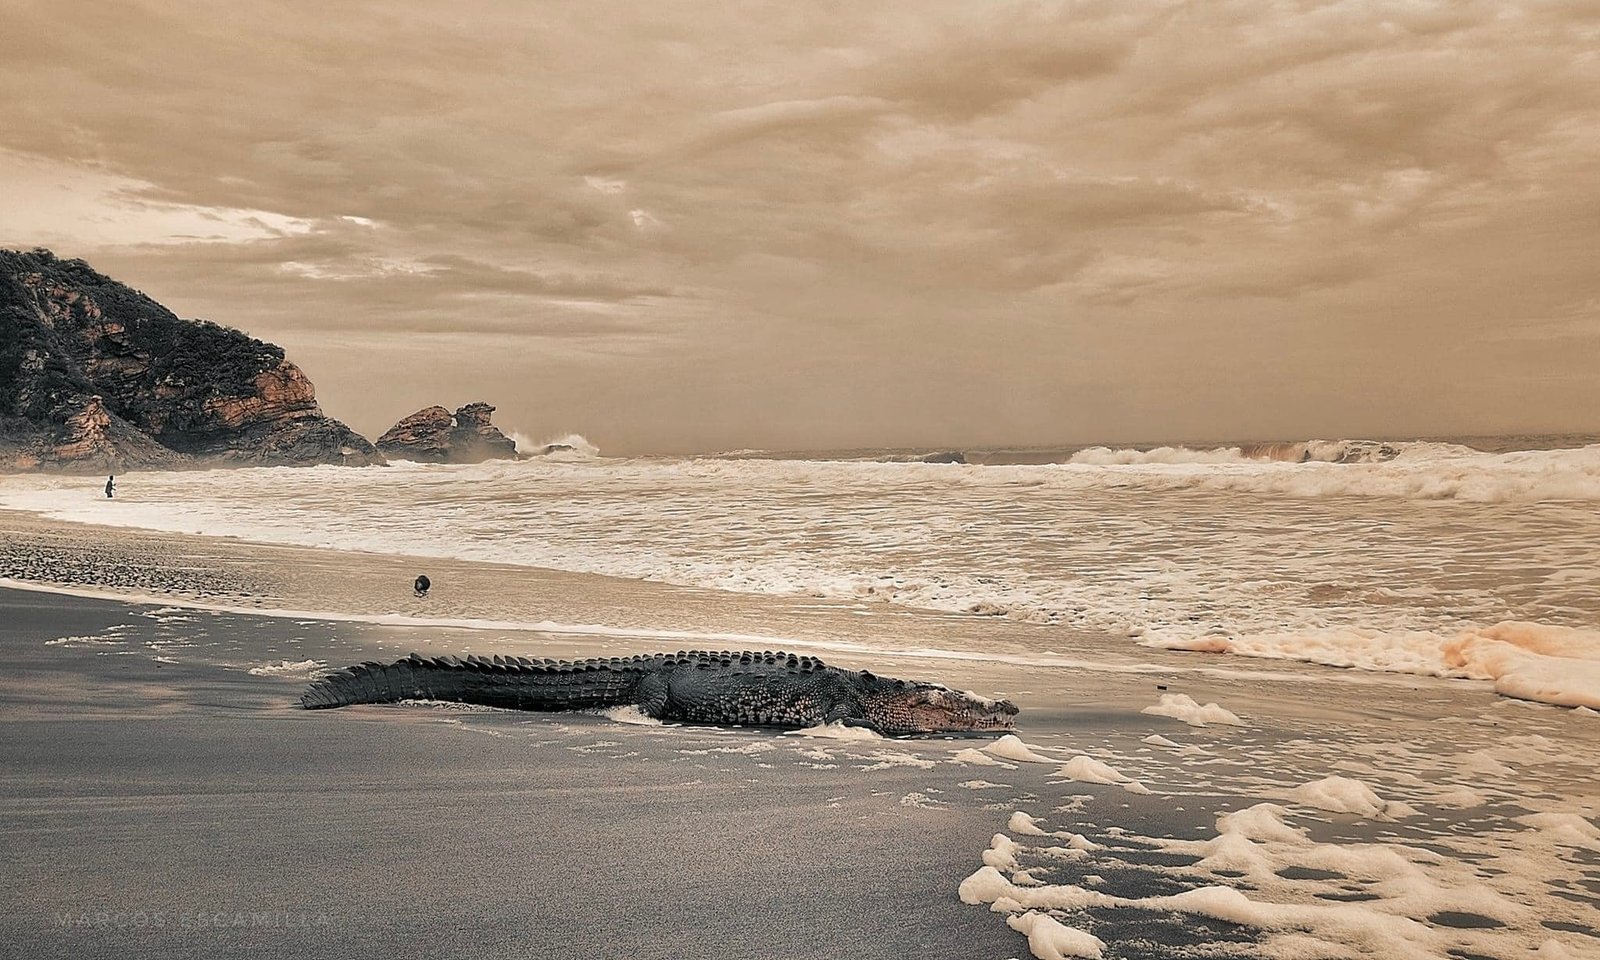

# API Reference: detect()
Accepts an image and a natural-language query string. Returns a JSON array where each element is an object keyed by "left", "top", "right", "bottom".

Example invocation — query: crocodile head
[{"left": 857, "top": 675, "right": 1019, "bottom": 735}]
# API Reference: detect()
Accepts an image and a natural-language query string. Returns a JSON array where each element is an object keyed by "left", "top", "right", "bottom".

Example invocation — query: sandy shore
[
  {"left": 2, "top": 588, "right": 1063, "bottom": 959},
  {"left": 2, "top": 512, "right": 1598, "bottom": 959}
]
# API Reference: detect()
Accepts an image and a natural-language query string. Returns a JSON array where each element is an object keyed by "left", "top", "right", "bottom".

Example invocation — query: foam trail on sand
[
  {"left": 1146, "top": 621, "right": 1600, "bottom": 709},
  {"left": 963, "top": 795, "right": 1600, "bottom": 960}
]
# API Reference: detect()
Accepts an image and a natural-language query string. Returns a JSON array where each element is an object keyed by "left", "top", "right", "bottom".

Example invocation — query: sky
[{"left": 2, "top": 0, "right": 1597, "bottom": 455}]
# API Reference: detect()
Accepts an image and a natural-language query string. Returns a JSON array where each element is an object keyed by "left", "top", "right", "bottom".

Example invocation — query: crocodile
[{"left": 299, "top": 649, "right": 1018, "bottom": 736}]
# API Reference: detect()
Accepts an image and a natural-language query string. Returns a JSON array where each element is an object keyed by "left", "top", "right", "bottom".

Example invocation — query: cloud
[
  {"left": 702, "top": 96, "right": 894, "bottom": 143},
  {"left": 2, "top": 0, "right": 1597, "bottom": 449},
  {"left": 857, "top": 3, "right": 1140, "bottom": 119},
  {"left": 0, "top": 149, "right": 315, "bottom": 247}
]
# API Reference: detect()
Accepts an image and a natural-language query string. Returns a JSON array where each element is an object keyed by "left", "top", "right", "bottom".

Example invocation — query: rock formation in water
[
  {"left": 0, "top": 248, "right": 382, "bottom": 472},
  {"left": 375, "top": 401, "right": 521, "bottom": 463}
]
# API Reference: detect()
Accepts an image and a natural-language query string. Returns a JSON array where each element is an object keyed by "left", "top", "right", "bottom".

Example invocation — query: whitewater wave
[
  {"left": 1067, "top": 439, "right": 1483, "bottom": 466},
  {"left": 722, "top": 437, "right": 1544, "bottom": 468},
  {"left": 1068, "top": 445, "right": 1252, "bottom": 465},
  {"left": 509, "top": 432, "right": 601, "bottom": 459}
]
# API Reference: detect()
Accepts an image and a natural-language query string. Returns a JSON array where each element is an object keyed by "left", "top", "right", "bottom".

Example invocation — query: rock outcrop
[
  {"left": 0, "top": 248, "right": 382, "bottom": 472},
  {"left": 375, "top": 402, "right": 520, "bottom": 463}
]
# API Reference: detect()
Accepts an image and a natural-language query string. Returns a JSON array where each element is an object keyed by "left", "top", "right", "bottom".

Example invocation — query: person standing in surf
[{"left": 104, "top": 475, "right": 115, "bottom": 499}]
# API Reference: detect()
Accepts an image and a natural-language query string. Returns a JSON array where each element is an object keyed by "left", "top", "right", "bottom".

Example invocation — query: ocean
[
  {"left": 2, "top": 433, "right": 1597, "bottom": 709},
  {"left": 4, "top": 435, "right": 1599, "bottom": 960}
]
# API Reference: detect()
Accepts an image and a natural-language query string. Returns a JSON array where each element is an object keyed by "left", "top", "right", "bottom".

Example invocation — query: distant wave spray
[{"left": 508, "top": 431, "right": 601, "bottom": 459}]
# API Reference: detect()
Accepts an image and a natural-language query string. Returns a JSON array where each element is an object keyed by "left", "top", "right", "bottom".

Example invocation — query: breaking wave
[
  {"left": 510, "top": 432, "right": 600, "bottom": 459},
  {"left": 1069, "top": 439, "right": 1481, "bottom": 466}
]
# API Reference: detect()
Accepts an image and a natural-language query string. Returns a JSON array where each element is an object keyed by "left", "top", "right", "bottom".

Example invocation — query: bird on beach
[{"left": 414, "top": 574, "right": 430, "bottom": 597}]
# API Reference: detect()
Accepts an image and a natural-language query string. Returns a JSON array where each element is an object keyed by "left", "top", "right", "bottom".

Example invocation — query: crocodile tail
[{"left": 299, "top": 653, "right": 647, "bottom": 711}]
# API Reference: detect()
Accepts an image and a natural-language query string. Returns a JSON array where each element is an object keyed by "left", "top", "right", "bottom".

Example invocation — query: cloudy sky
[{"left": 3, "top": 1, "right": 1597, "bottom": 453}]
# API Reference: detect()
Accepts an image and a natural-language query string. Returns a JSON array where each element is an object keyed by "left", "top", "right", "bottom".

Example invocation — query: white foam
[
  {"left": 601, "top": 705, "right": 662, "bottom": 726},
  {"left": 965, "top": 788, "right": 1600, "bottom": 960},
  {"left": 1069, "top": 445, "right": 1248, "bottom": 465},
  {"left": 952, "top": 748, "right": 1017, "bottom": 768},
  {"left": 397, "top": 699, "right": 499, "bottom": 712},
  {"left": 246, "top": 659, "right": 328, "bottom": 679},
  {"left": 1286, "top": 776, "right": 1393, "bottom": 818},
  {"left": 984, "top": 735, "right": 1058, "bottom": 764},
  {"left": 520, "top": 432, "right": 600, "bottom": 458},
  {"left": 44, "top": 634, "right": 123, "bottom": 647},
  {"left": 1008, "top": 812, "right": 1051, "bottom": 837},
  {"left": 1006, "top": 813, "right": 1101, "bottom": 851},
  {"left": 1009, "top": 868, "right": 1046, "bottom": 887},
  {"left": 1146, "top": 621, "right": 1600, "bottom": 710},
  {"left": 1431, "top": 787, "right": 1488, "bottom": 808},
  {"left": 856, "top": 750, "right": 937, "bottom": 771},
  {"left": 1004, "top": 911, "right": 1106, "bottom": 960},
  {"left": 1054, "top": 756, "right": 1150, "bottom": 794},
  {"left": 791, "top": 722, "right": 882, "bottom": 741},
  {"left": 1516, "top": 812, "right": 1600, "bottom": 850},
  {"left": 1140, "top": 693, "right": 1244, "bottom": 727},
  {"left": 983, "top": 833, "right": 1023, "bottom": 871}
]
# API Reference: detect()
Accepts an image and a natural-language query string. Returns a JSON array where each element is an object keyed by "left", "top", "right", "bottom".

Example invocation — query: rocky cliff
[
  {"left": 0, "top": 248, "right": 382, "bottom": 472},
  {"left": 375, "top": 402, "right": 521, "bottom": 463}
]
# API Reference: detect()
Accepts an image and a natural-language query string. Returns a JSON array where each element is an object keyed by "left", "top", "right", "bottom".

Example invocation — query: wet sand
[
  {"left": 2, "top": 588, "right": 1042, "bottom": 960},
  {"left": 2, "top": 511, "right": 1598, "bottom": 959}
]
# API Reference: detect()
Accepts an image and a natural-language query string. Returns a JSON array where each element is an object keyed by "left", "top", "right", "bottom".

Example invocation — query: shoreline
[
  {"left": 0, "top": 507, "right": 1513, "bottom": 697},
  {"left": 1, "top": 506, "right": 1592, "bottom": 707},
  {"left": 2, "top": 521, "right": 1597, "bottom": 957}
]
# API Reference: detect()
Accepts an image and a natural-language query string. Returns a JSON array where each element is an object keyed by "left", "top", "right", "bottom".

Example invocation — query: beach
[
  {"left": 1, "top": 588, "right": 1031, "bottom": 960},
  {"left": 10, "top": 0, "right": 1600, "bottom": 954},
  {"left": 2, "top": 501, "right": 1597, "bottom": 959}
]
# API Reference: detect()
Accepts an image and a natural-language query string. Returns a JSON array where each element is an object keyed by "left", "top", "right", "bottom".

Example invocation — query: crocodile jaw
[{"left": 864, "top": 686, "right": 1020, "bottom": 735}]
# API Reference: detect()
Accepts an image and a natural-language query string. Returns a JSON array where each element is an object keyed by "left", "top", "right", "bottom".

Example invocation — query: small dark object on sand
[
  {"left": 413, "top": 574, "right": 430, "bottom": 597},
  {"left": 105, "top": 475, "right": 115, "bottom": 499}
]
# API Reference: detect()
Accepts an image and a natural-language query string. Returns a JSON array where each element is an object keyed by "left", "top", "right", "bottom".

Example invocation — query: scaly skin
[{"left": 300, "top": 649, "right": 1018, "bottom": 736}]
